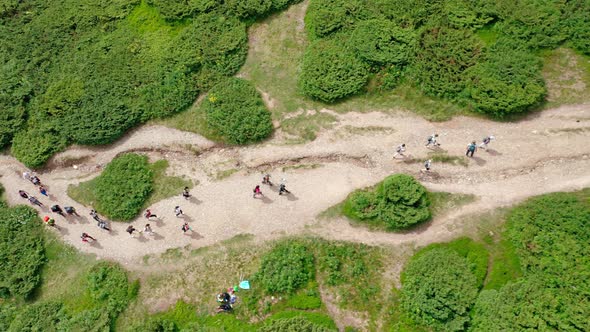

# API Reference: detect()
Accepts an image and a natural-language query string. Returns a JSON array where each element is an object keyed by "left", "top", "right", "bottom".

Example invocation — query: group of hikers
[
  {"left": 393, "top": 134, "right": 495, "bottom": 171},
  {"left": 254, "top": 174, "right": 291, "bottom": 198}
]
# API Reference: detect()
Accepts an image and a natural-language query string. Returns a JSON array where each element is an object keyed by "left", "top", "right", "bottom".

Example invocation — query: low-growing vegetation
[{"left": 342, "top": 174, "right": 431, "bottom": 230}]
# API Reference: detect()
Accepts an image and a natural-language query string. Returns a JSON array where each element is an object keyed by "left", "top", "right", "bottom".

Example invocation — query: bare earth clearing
[{"left": 1, "top": 105, "right": 589, "bottom": 265}]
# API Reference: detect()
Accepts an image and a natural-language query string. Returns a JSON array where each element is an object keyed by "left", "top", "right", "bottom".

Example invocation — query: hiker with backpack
[
  {"left": 479, "top": 135, "right": 494, "bottom": 150},
  {"left": 28, "top": 196, "right": 43, "bottom": 207},
  {"left": 51, "top": 204, "right": 65, "bottom": 216},
  {"left": 262, "top": 174, "right": 273, "bottom": 186},
  {"left": 18, "top": 190, "right": 29, "bottom": 199},
  {"left": 126, "top": 225, "right": 137, "bottom": 237},
  {"left": 43, "top": 216, "right": 56, "bottom": 227},
  {"left": 144, "top": 209, "right": 157, "bottom": 219},
  {"left": 393, "top": 144, "right": 406, "bottom": 159},
  {"left": 39, "top": 185, "right": 48, "bottom": 197},
  {"left": 64, "top": 206, "right": 79, "bottom": 216},
  {"left": 425, "top": 134, "right": 440, "bottom": 147},
  {"left": 466, "top": 141, "right": 477, "bottom": 157},
  {"left": 278, "top": 183, "right": 291, "bottom": 196},
  {"left": 423, "top": 159, "right": 432, "bottom": 172},
  {"left": 253, "top": 185, "right": 263, "bottom": 198},
  {"left": 181, "top": 222, "right": 192, "bottom": 234},
  {"left": 182, "top": 187, "right": 191, "bottom": 200},
  {"left": 143, "top": 224, "right": 154, "bottom": 236},
  {"left": 81, "top": 233, "right": 96, "bottom": 243},
  {"left": 175, "top": 206, "right": 183, "bottom": 217}
]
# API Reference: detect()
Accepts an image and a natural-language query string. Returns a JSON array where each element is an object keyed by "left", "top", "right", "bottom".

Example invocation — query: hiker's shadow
[
  {"left": 90, "top": 240, "right": 103, "bottom": 249},
  {"left": 152, "top": 233, "right": 164, "bottom": 241},
  {"left": 427, "top": 146, "right": 447, "bottom": 153},
  {"left": 57, "top": 226, "right": 69, "bottom": 235},
  {"left": 136, "top": 234, "right": 149, "bottom": 243},
  {"left": 260, "top": 196, "right": 273, "bottom": 204},
  {"left": 188, "top": 231, "right": 203, "bottom": 240},
  {"left": 188, "top": 196, "right": 202, "bottom": 205},
  {"left": 472, "top": 156, "right": 487, "bottom": 166},
  {"left": 285, "top": 193, "right": 299, "bottom": 201},
  {"left": 179, "top": 214, "right": 194, "bottom": 223},
  {"left": 485, "top": 149, "right": 502, "bottom": 156}
]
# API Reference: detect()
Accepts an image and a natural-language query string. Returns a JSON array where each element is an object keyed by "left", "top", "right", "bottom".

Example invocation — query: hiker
[
  {"left": 144, "top": 209, "right": 157, "bottom": 219},
  {"left": 175, "top": 206, "right": 183, "bottom": 217},
  {"left": 423, "top": 159, "right": 432, "bottom": 172},
  {"left": 28, "top": 196, "right": 43, "bottom": 206},
  {"left": 43, "top": 216, "right": 56, "bottom": 227},
  {"left": 182, "top": 187, "right": 191, "bottom": 200},
  {"left": 39, "top": 185, "right": 48, "bottom": 197},
  {"left": 479, "top": 135, "right": 494, "bottom": 150},
  {"left": 64, "top": 206, "right": 79, "bottom": 216},
  {"left": 18, "top": 190, "right": 29, "bottom": 199},
  {"left": 30, "top": 175, "right": 41, "bottom": 186},
  {"left": 81, "top": 233, "right": 96, "bottom": 243},
  {"left": 90, "top": 209, "right": 101, "bottom": 222},
  {"left": 126, "top": 225, "right": 137, "bottom": 237},
  {"left": 181, "top": 222, "right": 191, "bottom": 233},
  {"left": 466, "top": 141, "right": 477, "bottom": 157},
  {"left": 278, "top": 183, "right": 290, "bottom": 195},
  {"left": 253, "top": 185, "right": 263, "bottom": 198},
  {"left": 143, "top": 224, "right": 154, "bottom": 236},
  {"left": 393, "top": 144, "right": 406, "bottom": 158},
  {"left": 425, "top": 134, "right": 440, "bottom": 147},
  {"left": 217, "top": 292, "right": 231, "bottom": 304},
  {"left": 262, "top": 174, "right": 272, "bottom": 186},
  {"left": 51, "top": 204, "right": 65, "bottom": 216},
  {"left": 23, "top": 171, "right": 31, "bottom": 181},
  {"left": 97, "top": 219, "right": 110, "bottom": 231}
]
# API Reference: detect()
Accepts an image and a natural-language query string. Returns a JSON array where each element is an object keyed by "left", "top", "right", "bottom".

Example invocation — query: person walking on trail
[
  {"left": 466, "top": 141, "right": 477, "bottom": 157},
  {"left": 28, "top": 196, "right": 43, "bottom": 207},
  {"left": 253, "top": 185, "right": 263, "bottom": 198},
  {"left": 143, "top": 224, "right": 154, "bottom": 236},
  {"left": 18, "top": 190, "right": 29, "bottom": 199},
  {"left": 64, "top": 206, "right": 79, "bottom": 216},
  {"left": 144, "top": 209, "right": 157, "bottom": 219},
  {"left": 181, "top": 222, "right": 192, "bottom": 234},
  {"left": 262, "top": 174, "right": 272, "bottom": 186},
  {"left": 23, "top": 171, "right": 31, "bottom": 181},
  {"left": 39, "top": 185, "right": 48, "bottom": 197},
  {"left": 182, "top": 187, "right": 191, "bottom": 200},
  {"left": 278, "top": 183, "right": 290, "bottom": 196},
  {"left": 30, "top": 175, "right": 41, "bottom": 186},
  {"left": 81, "top": 233, "right": 96, "bottom": 243},
  {"left": 393, "top": 144, "right": 406, "bottom": 159},
  {"left": 175, "top": 206, "right": 183, "bottom": 217},
  {"left": 90, "top": 209, "right": 102, "bottom": 222},
  {"left": 425, "top": 134, "right": 440, "bottom": 147},
  {"left": 126, "top": 225, "right": 137, "bottom": 237},
  {"left": 43, "top": 216, "right": 56, "bottom": 227},
  {"left": 97, "top": 219, "right": 110, "bottom": 231},
  {"left": 423, "top": 159, "right": 432, "bottom": 172},
  {"left": 479, "top": 135, "right": 494, "bottom": 150},
  {"left": 51, "top": 204, "right": 65, "bottom": 216}
]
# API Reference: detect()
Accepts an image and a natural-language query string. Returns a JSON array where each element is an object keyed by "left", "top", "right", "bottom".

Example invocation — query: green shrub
[
  {"left": 87, "top": 262, "right": 137, "bottom": 316},
  {"left": 464, "top": 39, "right": 545, "bottom": 117},
  {"left": 260, "top": 316, "right": 336, "bottom": 332},
  {"left": 129, "top": 318, "right": 177, "bottom": 332},
  {"left": 81, "top": 153, "right": 153, "bottom": 221},
  {"left": 225, "top": 0, "right": 272, "bottom": 19},
  {"left": 400, "top": 248, "right": 479, "bottom": 331},
  {"left": 305, "top": 0, "right": 370, "bottom": 38},
  {"left": 343, "top": 174, "right": 431, "bottom": 230},
  {"left": 200, "top": 77, "right": 273, "bottom": 144},
  {"left": 7, "top": 302, "right": 68, "bottom": 332},
  {"left": 146, "top": 0, "right": 221, "bottom": 19},
  {"left": 300, "top": 38, "right": 369, "bottom": 102},
  {"left": 286, "top": 291, "right": 323, "bottom": 310},
  {"left": 412, "top": 26, "right": 483, "bottom": 99},
  {"left": 255, "top": 240, "right": 315, "bottom": 294},
  {"left": 0, "top": 205, "right": 45, "bottom": 299},
  {"left": 265, "top": 311, "right": 337, "bottom": 330},
  {"left": 349, "top": 19, "right": 416, "bottom": 65},
  {"left": 562, "top": 0, "right": 590, "bottom": 54},
  {"left": 10, "top": 126, "right": 69, "bottom": 169}
]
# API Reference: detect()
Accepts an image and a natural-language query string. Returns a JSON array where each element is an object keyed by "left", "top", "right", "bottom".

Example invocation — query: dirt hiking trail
[{"left": 1, "top": 105, "right": 589, "bottom": 264}]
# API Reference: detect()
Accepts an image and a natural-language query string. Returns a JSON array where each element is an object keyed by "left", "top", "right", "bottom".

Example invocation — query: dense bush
[
  {"left": 464, "top": 40, "right": 546, "bottom": 117},
  {"left": 343, "top": 174, "right": 431, "bottom": 230},
  {"left": 305, "top": 0, "right": 371, "bottom": 39},
  {"left": 146, "top": 0, "right": 221, "bottom": 19},
  {"left": 471, "top": 192, "right": 590, "bottom": 330},
  {"left": 400, "top": 248, "right": 479, "bottom": 331},
  {"left": 300, "top": 39, "right": 369, "bottom": 102},
  {"left": 260, "top": 316, "right": 336, "bottom": 332},
  {"left": 10, "top": 126, "right": 69, "bottom": 169},
  {"left": 87, "top": 153, "right": 153, "bottom": 221},
  {"left": 87, "top": 262, "right": 137, "bottom": 316},
  {"left": 200, "top": 77, "right": 273, "bottom": 144},
  {"left": 349, "top": 19, "right": 416, "bottom": 65},
  {"left": 412, "top": 26, "right": 483, "bottom": 99},
  {"left": 7, "top": 302, "right": 68, "bottom": 332},
  {"left": 256, "top": 240, "right": 315, "bottom": 294},
  {"left": 0, "top": 204, "right": 45, "bottom": 299},
  {"left": 562, "top": 0, "right": 590, "bottom": 55}
]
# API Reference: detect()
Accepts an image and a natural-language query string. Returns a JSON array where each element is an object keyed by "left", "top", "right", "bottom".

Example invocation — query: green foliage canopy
[
  {"left": 200, "top": 77, "right": 273, "bottom": 144},
  {"left": 260, "top": 316, "right": 336, "bottom": 332},
  {"left": 255, "top": 240, "right": 315, "bottom": 294},
  {"left": 343, "top": 174, "right": 431, "bottom": 230},
  {"left": 400, "top": 248, "right": 479, "bottom": 331},
  {"left": 349, "top": 19, "right": 416, "bottom": 65}
]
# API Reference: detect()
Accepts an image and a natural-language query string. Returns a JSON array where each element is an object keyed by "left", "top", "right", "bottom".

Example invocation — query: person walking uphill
[
  {"left": 182, "top": 187, "right": 191, "bottom": 200},
  {"left": 466, "top": 141, "right": 477, "bottom": 157},
  {"left": 253, "top": 185, "right": 263, "bottom": 198},
  {"left": 144, "top": 209, "right": 157, "bottom": 219},
  {"left": 175, "top": 206, "right": 183, "bottom": 217},
  {"left": 393, "top": 144, "right": 406, "bottom": 159}
]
